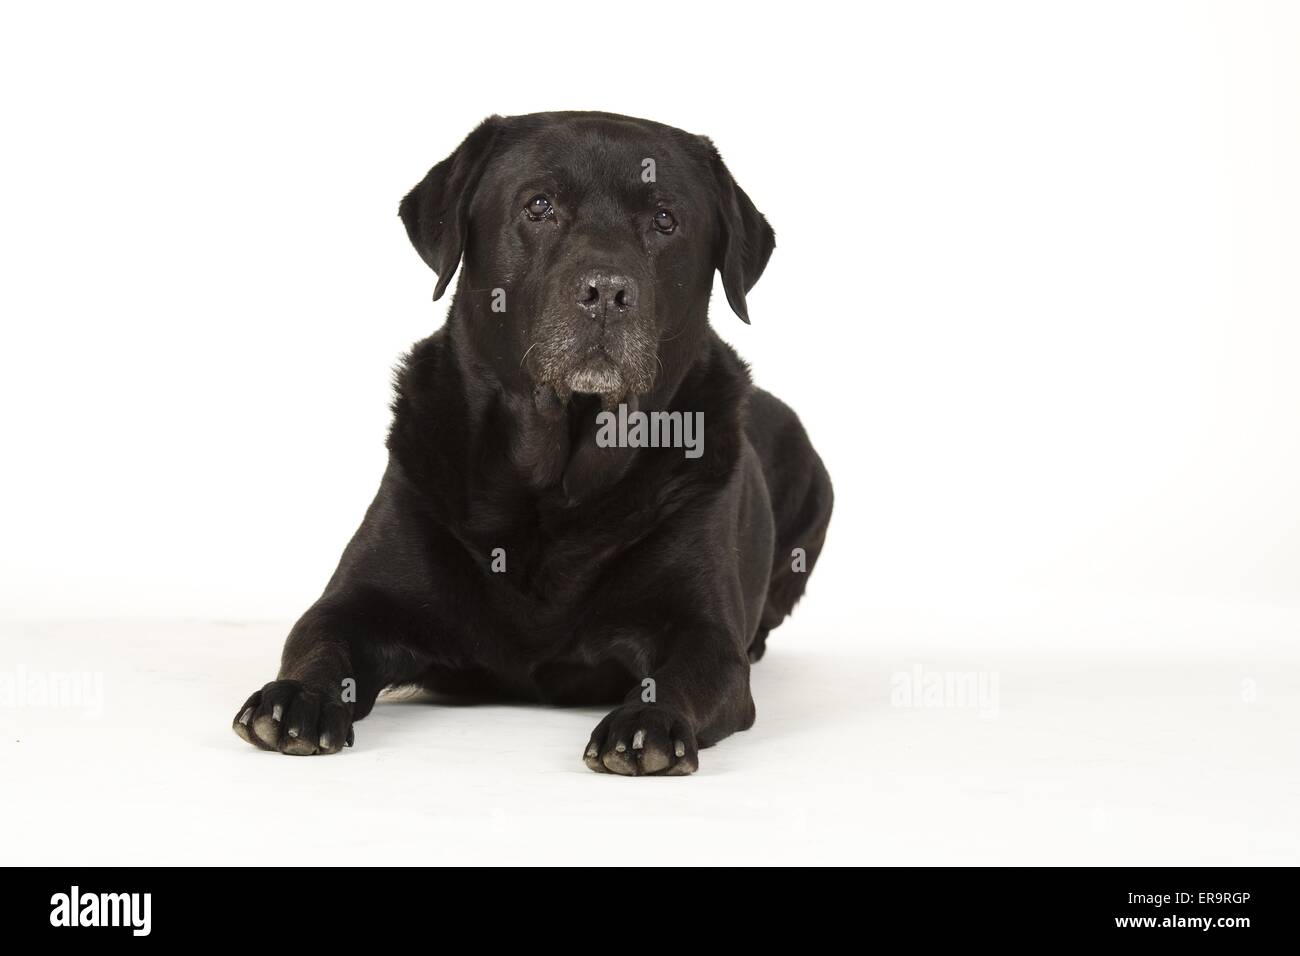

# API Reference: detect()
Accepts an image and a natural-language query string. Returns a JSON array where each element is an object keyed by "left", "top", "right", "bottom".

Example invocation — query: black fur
[{"left": 232, "top": 112, "right": 833, "bottom": 774}]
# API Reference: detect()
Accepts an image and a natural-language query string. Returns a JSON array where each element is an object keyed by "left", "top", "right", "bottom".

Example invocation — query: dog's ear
[
  {"left": 704, "top": 139, "right": 775, "bottom": 324},
  {"left": 399, "top": 116, "right": 503, "bottom": 300}
]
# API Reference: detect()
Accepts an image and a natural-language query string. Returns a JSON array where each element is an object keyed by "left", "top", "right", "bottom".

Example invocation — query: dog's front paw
[
  {"left": 232, "top": 680, "right": 353, "bottom": 755},
  {"left": 583, "top": 704, "right": 699, "bottom": 776}
]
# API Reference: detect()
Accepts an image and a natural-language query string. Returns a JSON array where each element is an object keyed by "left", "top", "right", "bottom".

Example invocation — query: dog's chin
[{"left": 565, "top": 355, "right": 625, "bottom": 397}]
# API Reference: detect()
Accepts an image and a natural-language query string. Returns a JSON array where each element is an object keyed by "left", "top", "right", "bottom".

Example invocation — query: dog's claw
[
  {"left": 583, "top": 739, "right": 609, "bottom": 773},
  {"left": 232, "top": 680, "right": 353, "bottom": 756},
  {"left": 585, "top": 705, "right": 698, "bottom": 776}
]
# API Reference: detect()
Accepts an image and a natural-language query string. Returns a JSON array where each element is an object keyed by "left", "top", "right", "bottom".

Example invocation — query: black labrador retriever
[{"left": 232, "top": 111, "right": 833, "bottom": 774}]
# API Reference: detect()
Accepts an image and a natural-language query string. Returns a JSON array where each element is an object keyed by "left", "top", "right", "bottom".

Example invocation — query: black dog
[{"left": 232, "top": 112, "right": 833, "bottom": 774}]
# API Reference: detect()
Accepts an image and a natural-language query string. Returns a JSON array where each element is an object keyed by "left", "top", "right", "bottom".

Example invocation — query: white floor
[{"left": 3, "top": 598, "right": 1298, "bottom": 866}]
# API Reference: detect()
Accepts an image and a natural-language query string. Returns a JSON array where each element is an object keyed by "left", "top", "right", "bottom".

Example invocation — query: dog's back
[{"left": 744, "top": 388, "right": 834, "bottom": 661}]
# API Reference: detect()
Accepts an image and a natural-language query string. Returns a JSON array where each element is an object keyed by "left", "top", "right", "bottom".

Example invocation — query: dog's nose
[{"left": 577, "top": 270, "right": 638, "bottom": 315}]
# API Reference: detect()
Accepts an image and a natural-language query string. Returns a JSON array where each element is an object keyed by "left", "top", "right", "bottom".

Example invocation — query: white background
[{"left": 2, "top": 1, "right": 1298, "bottom": 865}]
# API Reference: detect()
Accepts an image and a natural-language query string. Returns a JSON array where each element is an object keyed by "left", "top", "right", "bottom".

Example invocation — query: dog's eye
[
  {"left": 526, "top": 195, "right": 553, "bottom": 221},
  {"left": 653, "top": 209, "right": 677, "bottom": 233}
]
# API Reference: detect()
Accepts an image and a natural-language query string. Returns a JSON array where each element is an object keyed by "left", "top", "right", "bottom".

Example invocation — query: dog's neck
[
  {"left": 445, "top": 312, "right": 718, "bottom": 504},
  {"left": 501, "top": 388, "right": 631, "bottom": 501},
  {"left": 386, "top": 313, "right": 750, "bottom": 538}
]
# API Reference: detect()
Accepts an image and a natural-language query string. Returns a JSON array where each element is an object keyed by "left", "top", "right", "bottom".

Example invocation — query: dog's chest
[{"left": 476, "top": 516, "right": 626, "bottom": 611}]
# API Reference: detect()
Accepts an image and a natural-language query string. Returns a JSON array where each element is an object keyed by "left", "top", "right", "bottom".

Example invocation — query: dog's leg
[
  {"left": 231, "top": 593, "right": 432, "bottom": 755},
  {"left": 231, "top": 460, "right": 443, "bottom": 755},
  {"left": 582, "top": 631, "right": 754, "bottom": 776},
  {"left": 744, "top": 388, "right": 834, "bottom": 662}
]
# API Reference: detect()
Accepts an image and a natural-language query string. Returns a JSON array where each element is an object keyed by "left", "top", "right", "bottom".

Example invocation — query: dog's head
[{"left": 400, "top": 112, "right": 774, "bottom": 402}]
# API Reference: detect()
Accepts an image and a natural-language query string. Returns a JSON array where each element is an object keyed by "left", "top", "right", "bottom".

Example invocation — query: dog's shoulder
[
  {"left": 389, "top": 329, "right": 455, "bottom": 423},
  {"left": 384, "top": 329, "right": 473, "bottom": 500},
  {"left": 672, "top": 330, "right": 754, "bottom": 476}
]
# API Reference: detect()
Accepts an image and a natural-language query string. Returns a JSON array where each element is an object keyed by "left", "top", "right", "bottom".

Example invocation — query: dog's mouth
[
  {"left": 565, "top": 349, "right": 624, "bottom": 395},
  {"left": 526, "top": 307, "right": 660, "bottom": 404}
]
